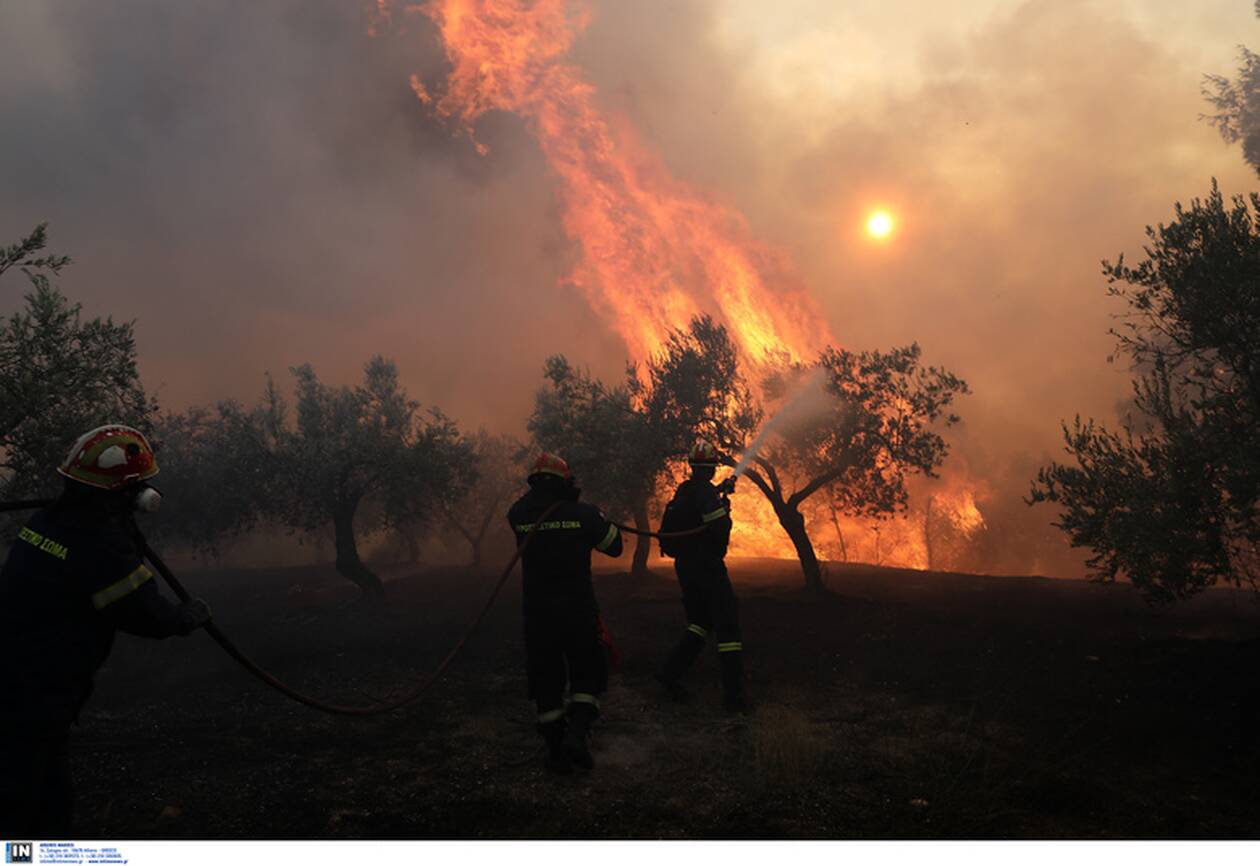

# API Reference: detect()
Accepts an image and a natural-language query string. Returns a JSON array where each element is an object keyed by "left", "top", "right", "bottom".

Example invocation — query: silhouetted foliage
[
  {"left": 529, "top": 355, "right": 661, "bottom": 578},
  {"left": 0, "top": 223, "right": 71, "bottom": 280},
  {"left": 261, "top": 357, "right": 473, "bottom": 598},
  {"left": 149, "top": 399, "right": 283, "bottom": 559},
  {"left": 635, "top": 315, "right": 761, "bottom": 461},
  {"left": 1031, "top": 183, "right": 1260, "bottom": 602},
  {"left": 529, "top": 316, "right": 758, "bottom": 577},
  {"left": 1202, "top": 4, "right": 1260, "bottom": 177},
  {"left": 0, "top": 225, "right": 153, "bottom": 502}
]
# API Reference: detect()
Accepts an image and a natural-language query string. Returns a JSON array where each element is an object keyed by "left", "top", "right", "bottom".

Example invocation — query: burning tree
[
  {"left": 1030, "top": 183, "right": 1260, "bottom": 602},
  {"left": 741, "top": 346, "right": 969, "bottom": 593},
  {"left": 0, "top": 224, "right": 153, "bottom": 501},
  {"left": 920, "top": 489, "right": 988, "bottom": 572},
  {"left": 267, "top": 357, "right": 473, "bottom": 599},
  {"left": 529, "top": 316, "right": 758, "bottom": 577}
]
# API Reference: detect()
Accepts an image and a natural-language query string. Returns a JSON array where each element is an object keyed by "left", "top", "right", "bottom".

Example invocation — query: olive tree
[
  {"left": 1030, "top": 183, "right": 1260, "bottom": 602},
  {"left": 0, "top": 225, "right": 153, "bottom": 501},
  {"left": 268, "top": 357, "right": 473, "bottom": 598},
  {"left": 149, "top": 396, "right": 283, "bottom": 560}
]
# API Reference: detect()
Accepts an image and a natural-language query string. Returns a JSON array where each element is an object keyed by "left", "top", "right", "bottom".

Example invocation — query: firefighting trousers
[
  {"left": 659, "top": 557, "right": 744, "bottom": 698},
  {"left": 0, "top": 725, "right": 72, "bottom": 838},
  {"left": 524, "top": 599, "right": 608, "bottom": 722}
]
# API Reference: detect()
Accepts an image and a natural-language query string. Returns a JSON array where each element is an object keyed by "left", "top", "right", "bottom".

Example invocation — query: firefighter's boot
[
  {"left": 657, "top": 626, "right": 707, "bottom": 701},
  {"left": 564, "top": 697, "right": 599, "bottom": 771},
  {"left": 538, "top": 715, "right": 571, "bottom": 774},
  {"left": 719, "top": 643, "right": 746, "bottom": 713}
]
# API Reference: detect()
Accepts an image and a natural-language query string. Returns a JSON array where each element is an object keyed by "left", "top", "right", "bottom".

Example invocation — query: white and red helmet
[
  {"left": 688, "top": 440, "right": 721, "bottom": 467},
  {"left": 58, "top": 424, "right": 159, "bottom": 490}
]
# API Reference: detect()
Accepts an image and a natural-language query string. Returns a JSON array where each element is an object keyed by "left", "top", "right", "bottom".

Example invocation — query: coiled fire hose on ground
[{"left": 0, "top": 498, "right": 713, "bottom": 717}]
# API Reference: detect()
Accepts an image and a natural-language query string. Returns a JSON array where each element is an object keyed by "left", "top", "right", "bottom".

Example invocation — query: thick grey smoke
[{"left": 0, "top": 0, "right": 618, "bottom": 427}]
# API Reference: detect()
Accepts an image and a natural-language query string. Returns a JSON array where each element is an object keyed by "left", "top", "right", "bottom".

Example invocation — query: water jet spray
[{"left": 723, "top": 368, "right": 830, "bottom": 490}]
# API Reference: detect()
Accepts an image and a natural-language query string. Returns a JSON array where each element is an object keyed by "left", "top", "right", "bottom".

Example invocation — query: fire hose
[
  {"left": 612, "top": 521, "right": 712, "bottom": 540},
  {"left": 0, "top": 498, "right": 563, "bottom": 716},
  {"left": 611, "top": 474, "right": 739, "bottom": 540},
  {"left": 0, "top": 498, "right": 714, "bottom": 717}
]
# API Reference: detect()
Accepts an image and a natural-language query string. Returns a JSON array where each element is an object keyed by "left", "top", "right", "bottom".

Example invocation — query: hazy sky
[{"left": 1, "top": 0, "right": 1256, "bottom": 568}]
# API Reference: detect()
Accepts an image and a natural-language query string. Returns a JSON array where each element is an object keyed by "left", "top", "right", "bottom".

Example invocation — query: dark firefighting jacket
[
  {"left": 0, "top": 502, "right": 189, "bottom": 729},
  {"left": 665, "top": 478, "right": 732, "bottom": 562},
  {"left": 507, "top": 489, "right": 624, "bottom": 615}
]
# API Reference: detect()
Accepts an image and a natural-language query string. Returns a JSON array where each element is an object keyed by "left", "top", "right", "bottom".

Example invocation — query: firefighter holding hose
[
  {"left": 0, "top": 425, "right": 212, "bottom": 837},
  {"left": 507, "top": 453, "right": 623, "bottom": 773},
  {"left": 655, "top": 440, "right": 746, "bottom": 712}
]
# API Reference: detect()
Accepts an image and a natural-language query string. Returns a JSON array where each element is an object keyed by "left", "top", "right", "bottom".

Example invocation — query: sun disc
[{"left": 865, "top": 210, "right": 895, "bottom": 239}]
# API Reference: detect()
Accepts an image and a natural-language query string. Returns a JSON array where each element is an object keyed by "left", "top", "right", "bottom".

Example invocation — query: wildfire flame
[
  {"left": 414, "top": 0, "right": 830, "bottom": 367},
  {"left": 376, "top": 0, "right": 987, "bottom": 569}
]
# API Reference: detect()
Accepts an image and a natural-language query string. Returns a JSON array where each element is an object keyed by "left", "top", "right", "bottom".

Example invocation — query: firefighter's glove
[
  {"left": 717, "top": 476, "right": 737, "bottom": 496},
  {"left": 176, "top": 597, "right": 213, "bottom": 635}
]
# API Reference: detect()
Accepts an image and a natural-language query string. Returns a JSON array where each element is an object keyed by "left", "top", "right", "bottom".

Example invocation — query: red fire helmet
[
  {"left": 688, "top": 440, "right": 721, "bottom": 467},
  {"left": 58, "top": 424, "right": 160, "bottom": 490},
  {"left": 530, "top": 452, "right": 572, "bottom": 481}
]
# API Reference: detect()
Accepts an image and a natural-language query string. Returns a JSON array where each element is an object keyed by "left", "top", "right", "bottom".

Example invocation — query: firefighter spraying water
[
  {"left": 655, "top": 441, "right": 745, "bottom": 712},
  {"left": 650, "top": 380, "right": 832, "bottom": 711}
]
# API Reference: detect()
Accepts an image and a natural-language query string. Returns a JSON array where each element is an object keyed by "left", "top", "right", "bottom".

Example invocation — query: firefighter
[
  {"left": 0, "top": 425, "right": 213, "bottom": 837},
  {"left": 507, "top": 453, "right": 623, "bottom": 773},
  {"left": 655, "top": 440, "right": 746, "bottom": 711}
]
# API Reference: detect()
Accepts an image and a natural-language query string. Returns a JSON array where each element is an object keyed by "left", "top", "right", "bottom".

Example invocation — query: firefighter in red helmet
[
  {"left": 0, "top": 425, "right": 212, "bottom": 837},
  {"left": 655, "top": 440, "right": 746, "bottom": 711},
  {"left": 507, "top": 452, "right": 623, "bottom": 773}
]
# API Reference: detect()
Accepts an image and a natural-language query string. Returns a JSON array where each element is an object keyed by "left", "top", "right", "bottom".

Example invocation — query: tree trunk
[
  {"left": 333, "top": 504, "right": 384, "bottom": 599},
  {"left": 743, "top": 463, "right": 826, "bottom": 594},
  {"left": 776, "top": 504, "right": 824, "bottom": 594},
  {"left": 631, "top": 500, "right": 652, "bottom": 579}
]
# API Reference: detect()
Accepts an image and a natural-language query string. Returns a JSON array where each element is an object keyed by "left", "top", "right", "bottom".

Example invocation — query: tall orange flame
[{"left": 417, "top": 0, "right": 831, "bottom": 367}]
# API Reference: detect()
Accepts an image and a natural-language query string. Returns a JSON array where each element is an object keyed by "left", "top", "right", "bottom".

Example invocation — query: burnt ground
[{"left": 73, "top": 556, "right": 1260, "bottom": 839}]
